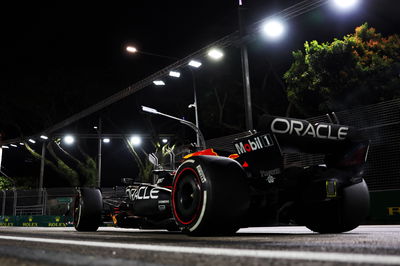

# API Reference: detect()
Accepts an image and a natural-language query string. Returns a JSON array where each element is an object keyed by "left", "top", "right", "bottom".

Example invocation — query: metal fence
[
  {"left": 0, "top": 188, "right": 76, "bottom": 217},
  {"left": 0, "top": 187, "right": 129, "bottom": 218},
  {"left": 206, "top": 99, "right": 400, "bottom": 191}
]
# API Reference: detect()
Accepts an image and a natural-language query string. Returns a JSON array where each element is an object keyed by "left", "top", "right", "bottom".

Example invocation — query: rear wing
[
  {"left": 256, "top": 115, "right": 367, "bottom": 154},
  {"left": 233, "top": 115, "right": 369, "bottom": 175}
]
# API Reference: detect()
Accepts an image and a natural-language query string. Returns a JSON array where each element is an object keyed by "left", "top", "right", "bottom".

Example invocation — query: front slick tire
[
  {"left": 172, "top": 156, "right": 250, "bottom": 236},
  {"left": 74, "top": 187, "right": 103, "bottom": 232}
]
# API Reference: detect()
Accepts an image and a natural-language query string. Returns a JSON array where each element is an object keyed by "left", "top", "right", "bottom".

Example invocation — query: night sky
[{"left": 1, "top": 1, "right": 399, "bottom": 187}]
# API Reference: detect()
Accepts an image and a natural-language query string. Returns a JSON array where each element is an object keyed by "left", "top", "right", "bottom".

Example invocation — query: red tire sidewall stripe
[{"left": 172, "top": 167, "right": 204, "bottom": 225}]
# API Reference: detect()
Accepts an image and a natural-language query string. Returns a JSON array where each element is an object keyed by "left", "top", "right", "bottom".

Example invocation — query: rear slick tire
[
  {"left": 74, "top": 187, "right": 103, "bottom": 232},
  {"left": 172, "top": 155, "right": 250, "bottom": 236},
  {"left": 305, "top": 179, "right": 370, "bottom": 233}
]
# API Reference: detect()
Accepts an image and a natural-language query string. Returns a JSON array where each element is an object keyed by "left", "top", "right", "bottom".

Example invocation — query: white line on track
[{"left": 0, "top": 235, "right": 399, "bottom": 265}]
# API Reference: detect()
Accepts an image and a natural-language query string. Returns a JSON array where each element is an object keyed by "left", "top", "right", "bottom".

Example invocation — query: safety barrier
[
  {"left": 0, "top": 215, "right": 73, "bottom": 227},
  {"left": 369, "top": 190, "right": 400, "bottom": 224},
  {"left": 0, "top": 188, "right": 75, "bottom": 217}
]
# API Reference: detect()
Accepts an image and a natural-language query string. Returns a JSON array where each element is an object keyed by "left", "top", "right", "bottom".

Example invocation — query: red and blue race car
[{"left": 73, "top": 115, "right": 370, "bottom": 235}]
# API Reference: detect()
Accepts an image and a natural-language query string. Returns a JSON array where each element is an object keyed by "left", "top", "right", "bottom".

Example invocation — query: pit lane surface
[{"left": 0, "top": 226, "right": 399, "bottom": 265}]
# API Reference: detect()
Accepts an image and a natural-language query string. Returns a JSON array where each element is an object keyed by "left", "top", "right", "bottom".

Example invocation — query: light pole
[
  {"left": 39, "top": 141, "right": 46, "bottom": 189},
  {"left": 126, "top": 46, "right": 201, "bottom": 147},
  {"left": 238, "top": 1, "right": 253, "bottom": 130},
  {"left": 94, "top": 117, "right": 102, "bottom": 187},
  {"left": 238, "top": 1, "right": 286, "bottom": 130},
  {"left": 187, "top": 68, "right": 200, "bottom": 147},
  {"left": 141, "top": 106, "right": 206, "bottom": 150}
]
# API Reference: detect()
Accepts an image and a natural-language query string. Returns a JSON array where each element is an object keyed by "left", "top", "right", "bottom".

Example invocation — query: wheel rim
[{"left": 173, "top": 168, "right": 203, "bottom": 225}]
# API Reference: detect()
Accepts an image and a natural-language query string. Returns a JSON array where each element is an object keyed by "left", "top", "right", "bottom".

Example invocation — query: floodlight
[
  {"left": 40, "top": 135, "right": 48, "bottom": 140},
  {"left": 208, "top": 49, "right": 224, "bottom": 60},
  {"left": 188, "top": 60, "right": 202, "bottom": 68},
  {"left": 162, "top": 138, "right": 168, "bottom": 144},
  {"left": 126, "top": 46, "right": 138, "bottom": 53},
  {"left": 10, "top": 144, "right": 18, "bottom": 148},
  {"left": 142, "top": 106, "right": 159, "bottom": 114},
  {"left": 103, "top": 138, "right": 110, "bottom": 143},
  {"left": 153, "top": 80, "right": 165, "bottom": 86},
  {"left": 169, "top": 71, "right": 181, "bottom": 78},
  {"left": 28, "top": 139, "right": 36, "bottom": 144},
  {"left": 130, "top": 136, "right": 142, "bottom": 146},
  {"left": 332, "top": 0, "right": 359, "bottom": 10},
  {"left": 262, "top": 19, "right": 285, "bottom": 39},
  {"left": 63, "top": 135, "right": 75, "bottom": 145}
]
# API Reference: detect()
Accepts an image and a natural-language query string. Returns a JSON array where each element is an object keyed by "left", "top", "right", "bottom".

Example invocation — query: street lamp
[
  {"left": 262, "top": 19, "right": 286, "bottom": 40},
  {"left": 153, "top": 80, "right": 166, "bottom": 86},
  {"left": 208, "top": 49, "right": 224, "bottom": 60},
  {"left": 126, "top": 46, "right": 138, "bottom": 53},
  {"left": 130, "top": 135, "right": 142, "bottom": 146},
  {"left": 63, "top": 135, "right": 74, "bottom": 145},
  {"left": 332, "top": 0, "right": 359, "bottom": 10},
  {"left": 238, "top": 1, "right": 287, "bottom": 130},
  {"left": 169, "top": 71, "right": 181, "bottom": 78},
  {"left": 141, "top": 105, "right": 206, "bottom": 150},
  {"left": 188, "top": 60, "right": 202, "bottom": 68},
  {"left": 126, "top": 45, "right": 177, "bottom": 60}
]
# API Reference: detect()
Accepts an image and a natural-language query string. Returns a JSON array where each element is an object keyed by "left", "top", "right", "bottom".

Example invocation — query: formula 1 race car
[{"left": 73, "top": 115, "right": 370, "bottom": 235}]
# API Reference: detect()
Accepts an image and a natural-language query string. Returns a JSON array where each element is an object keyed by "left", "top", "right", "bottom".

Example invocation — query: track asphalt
[{"left": 0, "top": 225, "right": 399, "bottom": 265}]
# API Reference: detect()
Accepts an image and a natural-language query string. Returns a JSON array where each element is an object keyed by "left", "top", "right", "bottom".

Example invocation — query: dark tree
[{"left": 284, "top": 23, "right": 400, "bottom": 116}]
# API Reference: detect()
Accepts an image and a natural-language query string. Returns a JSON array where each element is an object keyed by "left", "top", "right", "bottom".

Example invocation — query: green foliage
[
  {"left": 0, "top": 175, "right": 39, "bottom": 190},
  {"left": 0, "top": 176, "right": 14, "bottom": 190},
  {"left": 79, "top": 157, "right": 97, "bottom": 187},
  {"left": 144, "top": 143, "right": 175, "bottom": 183},
  {"left": 125, "top": 139, "right": 176, "bottom": 184},
  {"left": 24, "top": 140, "right": 97, "bottom": 187},
  {"left": 14, "top": 176, "right": 37, "bottom": 189},
  {"left": 140, "top": 159, "right": 155, "bottom": 184},
  {"left": 159, "top": 143, "right": 176, "bottom": 168},
  {"left": 284, "top": 23, "right": 400, "bottom": 116}
]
